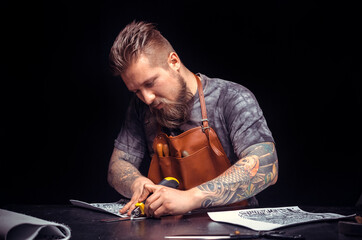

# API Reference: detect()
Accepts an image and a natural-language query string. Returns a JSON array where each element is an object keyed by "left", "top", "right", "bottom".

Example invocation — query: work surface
[{"left": 3, "top": 204, "right": 360, "bottom": 240}]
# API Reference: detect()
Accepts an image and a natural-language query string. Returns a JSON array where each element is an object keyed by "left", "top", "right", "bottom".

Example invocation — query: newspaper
[
  {"left": 70, "top": 199, "right": 129, "bottom": 217},
  {"left": 208, "top": 206, "right": 355, "bottom": 231}
]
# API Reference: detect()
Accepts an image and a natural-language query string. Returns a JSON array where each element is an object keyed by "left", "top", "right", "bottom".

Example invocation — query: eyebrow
[{"left": 129, "top": 75, "right": 159, "bottom": 93}]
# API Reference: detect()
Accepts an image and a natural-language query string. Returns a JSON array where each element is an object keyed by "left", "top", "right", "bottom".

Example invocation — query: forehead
[{"left": 121, "top": 55, "right": 162, "bottom": 91}]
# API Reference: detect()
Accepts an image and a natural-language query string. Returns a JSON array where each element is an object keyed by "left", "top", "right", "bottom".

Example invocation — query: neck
[{"left": 181, "top": 67, "right": 198, "bottom": 95}]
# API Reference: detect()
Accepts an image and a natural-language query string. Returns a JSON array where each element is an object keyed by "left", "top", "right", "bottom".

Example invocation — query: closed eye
[
  {"left": 144, "top": 78, "right": 156, "bottom": 88},
  {"left": 128, "top": 75, "right": 158, "bottom": 93}
]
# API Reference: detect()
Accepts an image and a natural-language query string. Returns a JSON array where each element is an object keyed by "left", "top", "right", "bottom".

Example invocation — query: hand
[
  {"left": 143, "top": 184, "right": 200, "bottom": 218},
  {"left": 119, "top": 176, "right": 155, "bottom": 216}
]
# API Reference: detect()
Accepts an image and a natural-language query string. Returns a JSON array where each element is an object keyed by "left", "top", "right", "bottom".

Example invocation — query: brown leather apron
[{"left": 148, "top": 74, "right": 248, "bottom": 206}]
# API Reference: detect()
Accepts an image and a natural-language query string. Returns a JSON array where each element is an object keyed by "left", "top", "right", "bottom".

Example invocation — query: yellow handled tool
[{"left": 131, "top": 177, "right": 179, "bottom": 219}]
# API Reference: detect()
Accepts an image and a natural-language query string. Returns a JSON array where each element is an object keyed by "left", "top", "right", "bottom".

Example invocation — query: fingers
[
  {"left": 143, "top": 183, "right": 158, "bottom": 194},
  {"left": 137, "top": 185, "right": 154, "bottom": 202},
  {"left": 145, "top": 194, "right": 163, "bottom": 217},
  {"left": 122, "top": 184, "right": 183, "bottom": 218},
  {"left": 144, "top": 186, "right": 168, "bottom": 218},
  {"left": 119, "top": 185, "right": 152, "bottom": 216},
  {"left": 119, "top": 193, "right": 139, "bottom": 215},
  {"left": 143, "top": 184, "right": 159, "bottom": 216},
  {"left": 119, "top": 177, "right": 156, "bottom": 216},
  {"left": 144, "top": 188, "right": 195, "bottom": 218}
]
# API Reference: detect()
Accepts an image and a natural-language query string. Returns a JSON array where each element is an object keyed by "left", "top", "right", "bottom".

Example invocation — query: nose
[{"left": 138, "top": 89, "right": 156, "bottom": 106}]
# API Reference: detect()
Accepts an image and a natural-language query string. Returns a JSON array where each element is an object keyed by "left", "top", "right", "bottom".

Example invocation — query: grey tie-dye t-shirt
[{"left": 114, "top": 73, "right": 274, "bottom": 169}]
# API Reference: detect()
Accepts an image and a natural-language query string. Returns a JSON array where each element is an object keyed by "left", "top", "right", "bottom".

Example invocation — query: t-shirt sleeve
[
  {"left": 114, "top": 97, "right": 147, "bottom": 168},
  {"left": 223, "top": 86, "right": 274, "bottom": 159}
]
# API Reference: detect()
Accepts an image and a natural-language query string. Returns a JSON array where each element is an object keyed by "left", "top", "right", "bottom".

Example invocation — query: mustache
[
  {"left": 149, "top": 73, "right": 194, "bottom": 129},
  {"left": 150, "top": 92, "right": 194, "bottom": 129},
  {"left": 150, "top": 98, "right": 174, "bottom": 109}
]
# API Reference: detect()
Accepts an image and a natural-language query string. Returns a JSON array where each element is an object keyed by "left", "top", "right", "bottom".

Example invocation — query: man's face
[{"left": 121, "top": 54, "right": 193, "bottom": 128}]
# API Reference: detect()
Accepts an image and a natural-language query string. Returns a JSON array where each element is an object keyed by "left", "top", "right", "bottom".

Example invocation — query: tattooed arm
[
  {"left": 107, "top": 148, "right": 155, "bottom": 215},
  {"left": 196, "top": 142, "right": 278, "bottom": 208},
  {"left": 143, "top": 142, "right": 278, "bottom": 217}
]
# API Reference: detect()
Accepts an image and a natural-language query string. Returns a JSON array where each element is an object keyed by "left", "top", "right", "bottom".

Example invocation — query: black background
[{"left": 2, "top": 1, "right": 361, "bottom": 207}]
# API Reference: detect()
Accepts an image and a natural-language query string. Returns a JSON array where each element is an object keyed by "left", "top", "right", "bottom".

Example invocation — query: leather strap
[
  {"left": 194, "top": 74, "right": 224, "bottom": 157},
  {"left": 194, "top": 74, "right": 209, "bottom": 130}
]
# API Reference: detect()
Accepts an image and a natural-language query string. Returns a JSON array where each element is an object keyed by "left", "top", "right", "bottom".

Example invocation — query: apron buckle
[{"left": 201, "top": 118, "right": 210, "bottom": 132}]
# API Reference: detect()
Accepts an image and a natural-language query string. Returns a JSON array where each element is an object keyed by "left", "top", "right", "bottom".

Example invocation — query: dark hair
[{"left": 109, "top": 21, "right": 174, "bottom": 76}]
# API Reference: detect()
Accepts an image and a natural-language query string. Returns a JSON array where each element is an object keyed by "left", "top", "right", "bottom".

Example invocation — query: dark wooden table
[{"left": 3, "top": 204, "right": 360, "bottom": 240}]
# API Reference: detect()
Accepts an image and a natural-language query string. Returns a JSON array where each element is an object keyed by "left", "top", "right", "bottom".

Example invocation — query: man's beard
[{"left": 150, "top": 75, "right": 194, "bottom": 129}]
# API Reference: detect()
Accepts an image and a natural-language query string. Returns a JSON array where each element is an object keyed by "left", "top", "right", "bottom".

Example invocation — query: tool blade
[
  {"left": 100, "top": 216, "right": 146, "bottom": 222},
  {"left": 165, "top": 236, "right": 230, "bottom": 239}
]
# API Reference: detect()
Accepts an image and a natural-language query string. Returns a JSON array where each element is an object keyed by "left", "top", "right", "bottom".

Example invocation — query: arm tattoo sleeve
[
  {"left": 197, "top": 142, "right": 278, "bottom": 208},
  {"left": 107, "top": 149, "right": 143, "bottom": 198}
]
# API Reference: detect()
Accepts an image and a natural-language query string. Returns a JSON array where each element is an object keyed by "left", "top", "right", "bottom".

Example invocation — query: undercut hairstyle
[{"left": 109, "top": 21, "right": 175, "bottom": 76}]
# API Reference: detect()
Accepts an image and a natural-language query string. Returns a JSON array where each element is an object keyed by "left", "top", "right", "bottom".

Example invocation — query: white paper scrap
[
  {"left": 0, "top": 209, "right": 71, "bottom": 240},
  {"left": 207, "top": 206, "right": 354, "bottom": 231}
]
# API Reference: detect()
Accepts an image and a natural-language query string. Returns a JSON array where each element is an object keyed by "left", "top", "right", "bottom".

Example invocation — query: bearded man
[{"left": 107, "top": 21, "right": 278, "bottom": 218}]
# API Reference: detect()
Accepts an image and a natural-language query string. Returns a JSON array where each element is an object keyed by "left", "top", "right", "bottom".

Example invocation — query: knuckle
[
  {"left": 164, "top": 202, "right": 172, "bottom": 211},
  {"left": 147, "top": 203, "right": 154, "bottom": 211}
]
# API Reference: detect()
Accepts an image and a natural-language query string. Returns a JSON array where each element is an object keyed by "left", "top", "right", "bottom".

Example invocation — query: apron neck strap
[{"left": 194, "top": 74, "right": 210, "bottom": 131}]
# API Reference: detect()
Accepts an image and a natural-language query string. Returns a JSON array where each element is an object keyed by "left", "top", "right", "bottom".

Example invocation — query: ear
[{"left": 167, "top": 52, "right": 181, "bottom": 71}]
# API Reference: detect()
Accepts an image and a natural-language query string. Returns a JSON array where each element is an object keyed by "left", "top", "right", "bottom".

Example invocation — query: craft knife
[{"left": 131, "top": 177, "right": 179, "bottom": 219}]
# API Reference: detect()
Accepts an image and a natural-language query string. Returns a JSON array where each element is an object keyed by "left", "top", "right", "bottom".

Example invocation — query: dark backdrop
[{"left": 2, "top": 0, "right": 361, "bottom": 207}]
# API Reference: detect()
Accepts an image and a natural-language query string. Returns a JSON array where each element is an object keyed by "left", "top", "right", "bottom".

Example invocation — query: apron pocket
[{"left": 169, "top": 146, "right": 230, "bottom": 190}]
